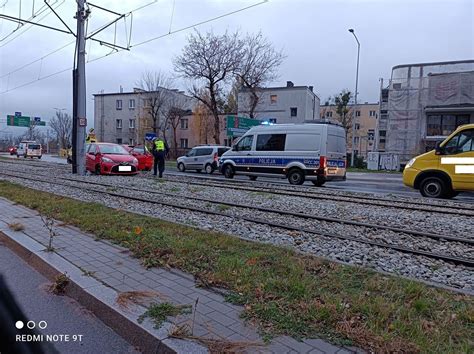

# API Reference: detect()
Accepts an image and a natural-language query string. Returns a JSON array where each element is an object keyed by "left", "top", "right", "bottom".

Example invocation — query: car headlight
[
  {"left": 101, "top": 157, "right": 113, "bottom": 163},
  {"left": 405, "top": 157, "right": 416, "bottom": 169},
  {"left": 132, "top": 158, "right": 138, "bottom": 164}
]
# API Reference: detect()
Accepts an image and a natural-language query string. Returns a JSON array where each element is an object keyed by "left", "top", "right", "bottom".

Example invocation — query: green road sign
[
  {"left": 226, "top": 115, "right": 260, "bottom": 137},
  {"left": 7, "top": 115, "right": 30, "bottom": 127},
  {"left": 6, "top": 115, "right": 46, "bottom": 126}
]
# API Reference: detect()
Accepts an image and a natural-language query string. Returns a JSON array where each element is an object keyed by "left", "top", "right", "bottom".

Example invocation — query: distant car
[
  {"left": 17, "top": 141, "right": 42, "bottom": 159},
  {"left": 122, "top": 145, "right": 153, "bottom": 171},
  {"left": 86, "top": 143, "right": 139, "bottom": 175},
  {"left": 8, "top": 146, "right": 17, "bottom": 155},
  {"left": 177, "top": 145, "right": 231, "bottom": 174}
]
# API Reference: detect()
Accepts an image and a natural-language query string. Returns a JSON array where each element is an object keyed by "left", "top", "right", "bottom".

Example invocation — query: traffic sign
[
  {"left": 34, "top": 116, "right": 41, "bottom": 122},
  {"left": 15, "top": 112, "right": 22, "bottom": 117},
  {"left": 226, "top": 115, "right": 260, "bottom": 137},
  {"left": 145, "top": 132, "right": 157, "bottom": 141},
  {"left": 7, "top": 115, "right": 30, "bottom": 127}
]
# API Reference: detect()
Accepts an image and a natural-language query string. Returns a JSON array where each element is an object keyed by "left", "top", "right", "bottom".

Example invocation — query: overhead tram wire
[{"left": 0, "top": 0, "right": 269, "bottom": 94}]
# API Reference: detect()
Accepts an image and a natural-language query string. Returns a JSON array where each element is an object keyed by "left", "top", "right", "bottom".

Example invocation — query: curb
[{"left": 0, "top": 230, "right": 208, "bottom": 354}]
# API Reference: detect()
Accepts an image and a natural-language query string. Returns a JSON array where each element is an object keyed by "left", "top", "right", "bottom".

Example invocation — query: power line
[{"left": 0, "top": 0, "right": 269, "bottom": 94}]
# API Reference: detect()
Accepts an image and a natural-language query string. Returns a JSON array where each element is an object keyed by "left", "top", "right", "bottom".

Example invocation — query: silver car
[{"left": 177, "top": 145, "right": 230, "bottom": 174}]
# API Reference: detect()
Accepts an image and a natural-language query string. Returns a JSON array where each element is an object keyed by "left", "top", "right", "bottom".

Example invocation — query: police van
[
  {"left": 16, "top": 140, "right": 42, "bottom": 159},
  {"left": 219, "top": 123, "right": 347, "bottom": 185}
]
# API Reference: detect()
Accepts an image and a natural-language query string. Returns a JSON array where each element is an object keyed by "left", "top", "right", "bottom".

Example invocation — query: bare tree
[
  {"left": 164, "top": 96, "right": 192, "bottom": 158},
  {"left": 237, "top": 32, "right": 284, "bottom": 118},
  {"left": 174, "top": 30, "right": 244, "bottom": 144},
  {"left": 49, "top": 111, "right": 72, "bottom": 149},
  {"left": 136, "top": 71, "right": 173, "bottom": 136}
]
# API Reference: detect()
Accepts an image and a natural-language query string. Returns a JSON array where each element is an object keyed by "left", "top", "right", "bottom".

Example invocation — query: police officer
[{"left": 152, "top": 136, "right": 169, "bottom": 178}]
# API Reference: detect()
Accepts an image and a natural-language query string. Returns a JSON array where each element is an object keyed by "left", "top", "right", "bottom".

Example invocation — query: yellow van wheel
[{"left": 420, "top": 177, "right": 447, "bottom": 198}]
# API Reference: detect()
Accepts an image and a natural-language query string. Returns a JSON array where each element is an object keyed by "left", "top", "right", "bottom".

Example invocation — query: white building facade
[{"left": 237, "top": 81, "right": 320, "bottom": 124}]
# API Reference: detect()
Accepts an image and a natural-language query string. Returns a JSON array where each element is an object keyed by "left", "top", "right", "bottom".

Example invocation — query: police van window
[
  {"left": 256, "top": 134, "right": 286, "bottom": 151},
  {"left": 286, "top": 134, "right": 321, "bottom": 151},
  {"left": 236, "top": 135, "right": 253, "bottom": 151},
  {"left": 328, "top": 135, "right": 346, "bottom": 154},
  {"left": 196, "top": 148, "right": 213, "bottom": 156},
  {"left": 28, "top": 144, "right": 40, "bottom": 149}
]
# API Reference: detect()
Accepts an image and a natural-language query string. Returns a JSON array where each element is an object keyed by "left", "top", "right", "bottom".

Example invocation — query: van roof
[{"left": 246, "top": 123, "right": 345, "bottom": 133}]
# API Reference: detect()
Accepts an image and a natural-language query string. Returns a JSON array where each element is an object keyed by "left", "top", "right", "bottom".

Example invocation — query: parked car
[
  {"left": 8, "top": 146, "right": 17, "bottom": 155},
  {"left": 177, "top": 145, "right": 231, "bottom": 174},
  {"left": 86, "top": 143, "right": 139, "bottom": 175},
  {"left": 122, "top": 145, "right": 153, "bottom": 171},
  {"left": 16, "top": 141, "right": 42, "bottom": 159},
  {"left": 219, "top": 123, "right": 347, "bottom": 185},
  {"left": 403, "top": 123, "right": 474, "bottom": 198}
]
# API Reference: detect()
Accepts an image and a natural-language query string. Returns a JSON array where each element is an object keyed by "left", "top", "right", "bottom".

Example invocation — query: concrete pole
[
  {"left": 74, "top": 0, "right": 88, "bottom": 175},
  {"left": 349, "top": 29, "right": 360, "bottom": 167}
]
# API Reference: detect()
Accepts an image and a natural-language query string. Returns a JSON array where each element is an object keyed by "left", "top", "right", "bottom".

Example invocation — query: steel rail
[{"left": 1, "top": 170, "right": 473, "bottom": 268}]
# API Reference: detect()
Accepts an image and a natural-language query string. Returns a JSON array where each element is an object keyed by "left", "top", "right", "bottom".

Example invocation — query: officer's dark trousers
[{"left": 153, "top": 151, "right": 165, "bottom": 177}]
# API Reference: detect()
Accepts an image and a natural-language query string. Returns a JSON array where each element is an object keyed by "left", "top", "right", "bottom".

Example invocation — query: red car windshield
[{"left": 98, "top": 145, "right": 129, "bottom": 155}]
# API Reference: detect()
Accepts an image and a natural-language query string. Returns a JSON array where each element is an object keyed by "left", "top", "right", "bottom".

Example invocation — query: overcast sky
[{"left": 0, "top": 0, "right": 473, "bottom": 137}]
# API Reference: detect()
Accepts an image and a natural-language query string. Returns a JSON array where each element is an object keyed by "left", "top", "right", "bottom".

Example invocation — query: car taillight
[{"left": 320, "top": 156, "right": 327, "bottom": 169}]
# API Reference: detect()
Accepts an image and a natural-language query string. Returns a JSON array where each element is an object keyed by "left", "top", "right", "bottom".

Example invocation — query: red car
[
  {"left": 86, "top": 143, "right": 139, "bottom": 175},
  {"left": 123, "top": 145, "right": 153, "bottom": 171},
  {"left": 8, "top": 146, "right": 17, "bottom": 155}
]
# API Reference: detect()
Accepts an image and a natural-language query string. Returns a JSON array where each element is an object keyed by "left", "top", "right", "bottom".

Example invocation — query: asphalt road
[
  {"left": 0, "top": 244, "right": 138, "bottom": 354},
  {"left": 2, "top": 153, "right": 473, "bottom": 202}
]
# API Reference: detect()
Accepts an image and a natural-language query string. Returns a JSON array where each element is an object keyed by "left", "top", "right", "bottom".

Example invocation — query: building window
[
  {"left": 381, "top": 89, "right": 389, "bottom": 103},
  {"left": 356, "top": 111, "right": 361, "bottom": 117},
  {"left": 116, "top": 100, "right": 122, "bottom": 110},
  {"left": 129, "top": 119, "right": 135, "bottom": 129},
  {"left": 354, "top": 149, "right": 359, "bottom": 156},
  {"left": 354, "top": 137, "right": 360, "bottom": 144},
  {"left": 116, "top": 138, "right": 122, "bottom": 144},
  {"left": 355, "top": 123, "right": 360, "bottom": 130},
  {"left": 180, "top": 118, "right": 188, "bottom": 129},
  {"left": 268, "top": 118, "right": 277, "bottom": 123},
  {"left": 326, "top": 111, "right": 333, "bottom": 118},
  {"left": 290, "top": 107, "right": 297, "bottom": 117},
  {"left": 270, "top": 95, "right": 277, "bottom": 104},
  {"left": 116, "top": 119, "right": 122, "bottom": 129},
  {"left": 369, "top": 110, "right": 376, "bottom": 117},
  {"left": 427, "top": 114, "right": 470, "bottom": 136},
  {"left": 129, "top": 99, "right": 135, "bottom": 109},
  {"left": 368, "top": 130, "right": 375, "bottom": 140},
  {"left": 180, "top": 138, "right": 188, "bottom": 148},
  {"left": 129, "top": 138, "right": 134, "bottom": 145},
  {"left": 379, "top": 130, "right": 386, "bottom": 137}
]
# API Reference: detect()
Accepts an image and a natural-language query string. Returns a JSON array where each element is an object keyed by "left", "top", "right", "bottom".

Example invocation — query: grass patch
[
  {"left": 169, "top": 187, "right": 181, "bottom": 192},
  {"left": 216, "top": 204, "right": 231, "bottom": 212},
  {"left": 8, "top": 222, "right": 25, "bottom": 231},
  {"left": 49, "top": 273, "right": 70, "bottom": 295},
  {"left": 347, "top": 167, "right": 401, "bottom": 174},
  {"left": 138, "top": 302, "right": 192, "bottom": 328},
  {"left": 0, "top": 180, "right": 472, "bottom": 352}
]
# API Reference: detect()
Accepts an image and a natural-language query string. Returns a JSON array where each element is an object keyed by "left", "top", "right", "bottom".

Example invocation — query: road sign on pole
[
  {"left": 7, "top": 115, "right": 31, "bottom": 127},
  {"left": 226, "top": 115, "right": 260, "bottom": 137},
  {"left": 145, "top": 132, "right": 157, "bottom": 141},
  {"left": 34, "top": 117, "right": 41, "bottom": 122},
  {"left": 15, "top": 112, "right": 22, "bottom": 117}
]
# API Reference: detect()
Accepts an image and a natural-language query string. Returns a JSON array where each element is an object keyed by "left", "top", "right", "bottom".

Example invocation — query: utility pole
[
  {"left": 73, "top": 0, "right": 89, "bottom": 175},
  {"left": 348, "top": 28, "right": 360, "bottom": 167}
]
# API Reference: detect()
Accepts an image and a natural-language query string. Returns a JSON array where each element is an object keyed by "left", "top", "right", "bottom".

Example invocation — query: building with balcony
[{"left": 377, "top": 60, "right": 474, "bottom": 163}]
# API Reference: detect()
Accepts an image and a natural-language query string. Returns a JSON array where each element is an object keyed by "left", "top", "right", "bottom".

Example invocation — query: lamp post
[{"left": 348, "top": 28, "right": 360, "bottom": 167}]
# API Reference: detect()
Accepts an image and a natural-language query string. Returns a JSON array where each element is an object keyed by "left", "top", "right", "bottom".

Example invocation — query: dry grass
[
  {"left": 8, "top": 222, "right": 24, "bottom": 231},
  {"left": 116, "top": 290, "right": 167, "bottom": 309},
  {"left": 169, "top": 324, "right": 264, "bottom": 353},
  {"left": 49, "top": 273, "right": 70, "bottom": 295}
]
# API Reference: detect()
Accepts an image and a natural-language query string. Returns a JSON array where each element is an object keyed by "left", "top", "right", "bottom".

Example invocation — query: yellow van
[{"left": 403, "top": 123, "right": 474, "bottom": 198}]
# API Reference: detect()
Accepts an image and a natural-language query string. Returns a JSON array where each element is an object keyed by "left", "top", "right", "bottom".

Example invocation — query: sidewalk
[{"left": 0, "top": 197, "right": 359, "bottom": 353}]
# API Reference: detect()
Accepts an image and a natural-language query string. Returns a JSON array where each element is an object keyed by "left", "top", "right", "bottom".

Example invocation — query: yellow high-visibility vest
[{"left": 155, "top": 140, "right": 164, "bottom": 151}]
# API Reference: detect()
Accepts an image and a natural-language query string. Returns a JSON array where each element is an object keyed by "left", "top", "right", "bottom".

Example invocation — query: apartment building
[
  {"left": 378, "top": 60, "right": 474, "bottom": 163},
  {"left": 320, "top": 102, "right": 379, "bottom": 159},
  {"left": 93, "top": 88, "right": 195, "bottom": 145},
  {"left": 237, "top": 81, "right": 320, "bottom": 124}
]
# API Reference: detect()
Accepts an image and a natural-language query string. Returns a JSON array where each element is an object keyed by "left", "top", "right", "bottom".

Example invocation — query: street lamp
[{"left": 348, "top": 28, "right": 360, "bottom": 167}]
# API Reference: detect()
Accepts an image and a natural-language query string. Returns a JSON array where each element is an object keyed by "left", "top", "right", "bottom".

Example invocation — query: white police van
[{"left": 219, "top": 123, "right": 347, "bottom": 185}]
